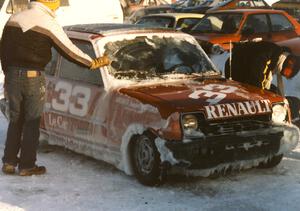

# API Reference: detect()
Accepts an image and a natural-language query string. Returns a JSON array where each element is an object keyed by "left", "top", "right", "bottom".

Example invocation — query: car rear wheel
[
  {"left": 258, "top": 154, "right": 283, "bottom": 168},
  {"left": 131, "top": 134, "right": 161, "bottom": 186}
]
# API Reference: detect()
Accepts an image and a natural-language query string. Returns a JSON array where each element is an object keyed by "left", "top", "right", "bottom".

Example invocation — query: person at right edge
[
  {"left": 224, "top": 40, "right": 300, "bottom": 127},
  {"left": 0, "top": 0, "right": 110, "bottom": 176}
]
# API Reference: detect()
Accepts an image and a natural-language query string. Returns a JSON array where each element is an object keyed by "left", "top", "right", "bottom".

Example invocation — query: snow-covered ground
[
  {"left": 0, "top": 62, "right": 300, "bottom": 211},
  {"left": 0, "top": 113, "right": 300, "bottom": 211}
]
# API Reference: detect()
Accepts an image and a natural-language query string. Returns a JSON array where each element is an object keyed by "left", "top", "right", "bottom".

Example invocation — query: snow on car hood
[{"left": 119, "top": 78, "right": 284, "bottom": 119}]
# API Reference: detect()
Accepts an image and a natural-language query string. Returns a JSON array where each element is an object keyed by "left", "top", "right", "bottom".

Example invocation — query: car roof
[
  {"left": 141, "top": 13, "right": 204, "bottom": 19},
  {"left": 64, "top": 23, "right": 180, "bottom": 36},
  {"left": 207, "top": 8, "right": 285, "bottom": 14}
]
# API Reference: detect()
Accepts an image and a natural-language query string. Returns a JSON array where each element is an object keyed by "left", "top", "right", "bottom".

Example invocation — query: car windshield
[
  {"left": 192, "top": 13, "right": 243, "bottom": 33},
  {"left": 103, "top": 35, "right": 218, "bottom": 81},
  {"left": 136, "top": 16, "right": 175, "bottom": 28}
]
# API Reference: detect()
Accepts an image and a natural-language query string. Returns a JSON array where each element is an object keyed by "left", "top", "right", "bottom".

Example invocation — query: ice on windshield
[{"left": 104, "top": 35, "right": 217, "bottom": 80}]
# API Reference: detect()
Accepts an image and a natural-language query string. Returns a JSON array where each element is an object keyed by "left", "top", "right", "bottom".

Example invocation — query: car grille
[{"left": 186, "top": 112, "right": 272, "bottom": 137}]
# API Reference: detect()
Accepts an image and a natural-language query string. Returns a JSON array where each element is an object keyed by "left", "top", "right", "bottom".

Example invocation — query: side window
[
  {"left": 243, "top": 14, "right": 269, "bottom": 33},
  {"left": 6, "top": 0, "right": 28, "bottom": 14},
  {"left": 45, "top": 48, "right": 58, "bottom": 76},
  {"left": 59, "top": 40, "right": 103, "bottom": 86},
  {"left": 176, "top": 18, "right": 201, "bottom": 31},
  {"left": 269, "top": 14, "right": 294, "bottom": 32}
]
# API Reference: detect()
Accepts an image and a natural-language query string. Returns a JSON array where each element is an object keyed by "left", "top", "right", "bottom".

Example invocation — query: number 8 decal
[{"left": 52, "top": 81, "right": 91, "bottom": 117}]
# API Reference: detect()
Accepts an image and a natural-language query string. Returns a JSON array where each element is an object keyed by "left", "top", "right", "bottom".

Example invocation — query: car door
[
  {"left": 268, "top": 13, "right": 298, "bottom": 42},
  {"left": 43, "top": 39, "right": 109, "bottom": 155},
  {"left": 240, "top": 13, "right": 271, "bottom": 42}
]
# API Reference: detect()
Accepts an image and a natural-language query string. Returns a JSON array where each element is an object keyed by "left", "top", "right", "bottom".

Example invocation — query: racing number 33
[
  {"left": 189, "top": 84, "right": 238, "bottom": 104},
  {"left": 52, "top": 81, "right": 91, "bottom": 117}
]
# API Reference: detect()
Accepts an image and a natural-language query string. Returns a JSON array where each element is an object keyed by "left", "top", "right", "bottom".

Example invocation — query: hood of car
[{"left": 119, "top": 78, "right": 283, "bottom": 119}]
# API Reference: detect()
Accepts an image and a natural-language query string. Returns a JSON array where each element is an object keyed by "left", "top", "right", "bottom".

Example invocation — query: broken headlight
[
  {"left": 182, "top": 114, "right": 199, "bottom": 136},
  {"left": 272, "top": 104, "right": 288, "bottom": 124}
]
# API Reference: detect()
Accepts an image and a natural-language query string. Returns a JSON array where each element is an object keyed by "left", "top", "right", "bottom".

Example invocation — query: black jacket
[
  {"left": 0, "top": 2, "right": 92, "bottom": 73},
  {"left": 225, "top": 41, "right": 285, "bottom": 89}
]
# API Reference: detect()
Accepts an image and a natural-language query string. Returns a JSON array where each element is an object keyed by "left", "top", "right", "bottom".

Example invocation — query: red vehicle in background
[{"left": 188, "top": 9, "right": 300, "bottom": 52}]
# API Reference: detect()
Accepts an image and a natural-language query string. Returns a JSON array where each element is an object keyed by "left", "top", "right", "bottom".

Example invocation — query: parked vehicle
[
  {"left": 207, "top": 0, "right": 270, "bottom": 12},
  {"left": 121, "top": 0, "right": 174, "bottom": 17},
  {"left": 1, "top": 24, "right": 298, "bottom": 186},
  {"left": 176, "top": 0, "right": 270, "bottom": 14},
  {"left": 136, "top": 12, "right": 204, "bottom": 30},
  {"left": 126, "top": 4, "right": 176, "bottom": 23},
  {"left": 188, "top": 9, "right": 300, "bottom": 52}
]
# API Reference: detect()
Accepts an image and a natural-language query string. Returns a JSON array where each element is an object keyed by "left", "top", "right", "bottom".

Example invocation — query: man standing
[
  {"left": 224, "top": 41, "right": 300, "bottom": 127},
  {"left": 224, "top": 41, "right": 300, "bottom": 91},
  {"left": 0, "top": 0, "right": 109, "bottom": 176}
]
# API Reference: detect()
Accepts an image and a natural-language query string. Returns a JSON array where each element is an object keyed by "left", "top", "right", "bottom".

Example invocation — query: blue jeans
[{"left": 2, "top": 67, "right": 45, "bottom": 169}]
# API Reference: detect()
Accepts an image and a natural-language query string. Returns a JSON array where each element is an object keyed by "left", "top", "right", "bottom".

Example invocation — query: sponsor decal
[{"left": 204, "top": 100, "right": 271, "bottom": 120}]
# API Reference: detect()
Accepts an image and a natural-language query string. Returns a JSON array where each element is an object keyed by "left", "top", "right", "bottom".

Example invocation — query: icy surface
[{"left": 0, "top": 109, "right": 300, "bottom": 210}]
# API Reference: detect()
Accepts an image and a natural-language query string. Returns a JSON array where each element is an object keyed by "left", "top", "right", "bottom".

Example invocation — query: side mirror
[{"left": 242, "top": 27, "right": 255, "bottom": 35}]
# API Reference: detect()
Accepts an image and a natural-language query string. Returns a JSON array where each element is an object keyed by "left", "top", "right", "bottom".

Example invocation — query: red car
[
  {"left": 188, "top": 9, "right": 300, "bottom": 51},
  {"left": 1, "top": 24, "right": 298, "bottom": 186}
]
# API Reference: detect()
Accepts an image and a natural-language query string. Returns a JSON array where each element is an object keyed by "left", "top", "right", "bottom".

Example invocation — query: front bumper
[{"left": 155, "top": 124, "right": 299, "bottom": 171}]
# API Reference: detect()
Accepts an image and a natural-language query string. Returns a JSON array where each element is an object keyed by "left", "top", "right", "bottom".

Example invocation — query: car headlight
[
  {"left": 272, "top": 104, "right": 287, "bottom": 124},
  {"left": 182, "top": 114, "right": 199, "bottom": 135}
]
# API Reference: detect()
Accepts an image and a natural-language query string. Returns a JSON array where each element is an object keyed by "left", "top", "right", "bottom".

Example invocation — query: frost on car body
[{"left": 1, "top": 24, "right": 298, "bottom": 185}]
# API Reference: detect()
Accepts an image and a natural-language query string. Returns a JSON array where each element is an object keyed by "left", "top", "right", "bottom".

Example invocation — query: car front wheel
[{"left": 131, "top": 134, "right": 161, "bottom": 186}]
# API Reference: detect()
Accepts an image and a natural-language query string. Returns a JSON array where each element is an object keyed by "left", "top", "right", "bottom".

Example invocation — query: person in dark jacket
[
  {"left": 1, "top": 0, "right": 110, "bottom": 176},
  {"left": 224, "top": 41, "right": 300, "bottom": 91},
  {"left": 224, "top": 40, "right": 300, "bottom": 127}
]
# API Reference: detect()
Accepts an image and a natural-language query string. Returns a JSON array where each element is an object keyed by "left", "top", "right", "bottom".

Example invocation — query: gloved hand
[{"left": 90, "top": 55, "right": 110, "bottom": 70}]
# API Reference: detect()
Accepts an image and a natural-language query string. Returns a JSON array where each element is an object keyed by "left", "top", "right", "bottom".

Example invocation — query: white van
[{"left": 0, "top": 0, "right": 124, "bottom": 38}]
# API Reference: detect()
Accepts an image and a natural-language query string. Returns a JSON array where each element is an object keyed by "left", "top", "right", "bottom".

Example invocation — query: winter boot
[
  {"left": 2, "top": 163, "right": 16, "bottom": 174},
  {"left": 19, "top": 165, "right": 46, "bottom": 176}
]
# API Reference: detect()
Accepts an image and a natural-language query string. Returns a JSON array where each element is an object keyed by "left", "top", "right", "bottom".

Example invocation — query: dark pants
[{"left": 2, "top": 67, "right": 45, "bottom": 169}]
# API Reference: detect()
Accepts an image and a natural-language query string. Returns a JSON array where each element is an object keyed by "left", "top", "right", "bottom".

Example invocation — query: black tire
[
  {"left": 131, "top": 134, "right": 161, "bottom": 186},
  {"left": 258, "top": 154, "right": 283, "bottom": 168}
]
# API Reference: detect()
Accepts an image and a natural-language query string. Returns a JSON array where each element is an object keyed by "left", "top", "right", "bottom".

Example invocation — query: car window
[
  {"left": 59, "top": 40, "right": 103, "bottom": 86},
  {"left": 242, "top": 14, "right": 269, "bottom": 33},
  {"left": 269, "top": 14, "right": 294, "bottom": 32},
  {"left": 137, "top": 16, "right": 175, "bottom": 28},
  {"left": 176, "top": 18, "right": 202, "bottom": 30},
  {"left": 192, "top": 13, "right": 242, "bottom": 34},
  {"left": 6, "top": 0, "right": 28, "bottom": 14},
  {"left": 45, "top": 48, "right": 58, "bottom": 76}
]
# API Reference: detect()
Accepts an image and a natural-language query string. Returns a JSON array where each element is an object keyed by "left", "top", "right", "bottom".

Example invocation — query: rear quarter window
[{"left": 269, "top": 13, "right": 294, "bottom": 32}]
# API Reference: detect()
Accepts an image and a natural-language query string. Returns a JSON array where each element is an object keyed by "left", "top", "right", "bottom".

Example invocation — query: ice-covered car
[{"left": 2, "top": 24, "right": 299, "bottom": 186}]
